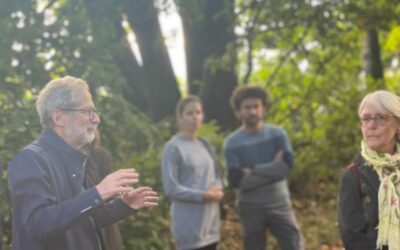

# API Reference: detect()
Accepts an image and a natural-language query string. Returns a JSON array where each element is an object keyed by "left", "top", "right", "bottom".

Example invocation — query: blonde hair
[{"left": 359, "top": 90, "right": 400, "bottom": 117}]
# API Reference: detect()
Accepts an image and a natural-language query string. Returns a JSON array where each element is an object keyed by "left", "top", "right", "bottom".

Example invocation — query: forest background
[{"left": 1, "top": 0, "right": 400, "bottom": 249}]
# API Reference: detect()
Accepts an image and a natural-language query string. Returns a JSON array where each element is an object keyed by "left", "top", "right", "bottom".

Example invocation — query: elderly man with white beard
[{"left": 8, "top": 76, "right": 158, "bottom": 250}]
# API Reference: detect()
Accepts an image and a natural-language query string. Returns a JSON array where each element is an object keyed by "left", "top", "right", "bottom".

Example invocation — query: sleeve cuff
[{"left": 78, "top": 187, "right": 105, "bottom": 214}]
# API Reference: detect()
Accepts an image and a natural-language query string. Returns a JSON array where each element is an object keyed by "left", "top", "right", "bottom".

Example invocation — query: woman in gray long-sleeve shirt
[{"left": 161, "top": 96, "right": 224, "bottom": 250}]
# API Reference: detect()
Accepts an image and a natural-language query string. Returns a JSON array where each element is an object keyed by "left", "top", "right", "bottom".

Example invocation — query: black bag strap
[
  {"left": 199, "top": 137, "right": 228, "bottom": 219},
  {"left": 198, "top": 137, "right": 224, "bottom": 185},
  {"left": 348, "top": 163, "right": 364, "bottom": 198},
  {"left": 347, "top": 162, "right": 375, "bottom": 233}
]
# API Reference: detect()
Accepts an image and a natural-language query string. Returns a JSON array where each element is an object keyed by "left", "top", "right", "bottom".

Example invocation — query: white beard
[{"left": 65, "top": 123, "right": 97, "bottom": 148}]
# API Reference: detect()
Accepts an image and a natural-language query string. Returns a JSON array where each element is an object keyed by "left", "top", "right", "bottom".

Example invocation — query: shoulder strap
[
  {"left": 198, "top": 137, "right": 214, "bottom": 155},
  {"left": 346, "top": 161, "right": 374, "bottom": 233},
  {"left": 198, "top": 137, "right": 224, "bottom": 181},
  {"left": 347, "top": 163, "right": 364, "bottom": 197}
]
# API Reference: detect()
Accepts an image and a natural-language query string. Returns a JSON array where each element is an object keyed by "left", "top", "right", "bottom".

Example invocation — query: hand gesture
[
  {"left": 121, "top": 187, "right": 159, "bottom": 210},
  {"left": 203, "top": 185, "right": 224, "bottom": 202},
  {"left": 96, "top": 168, "right": 139, "bottom": 201}
]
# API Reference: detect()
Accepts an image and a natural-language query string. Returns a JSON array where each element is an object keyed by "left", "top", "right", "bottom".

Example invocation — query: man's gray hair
[{"left": 36, "top": 76, "right": 90, "bottom": 128}]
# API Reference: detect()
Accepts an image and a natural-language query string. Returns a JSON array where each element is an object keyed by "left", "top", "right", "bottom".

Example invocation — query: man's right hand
[{"left": 96, "top": 168, "right": 139, "bottom": 200}]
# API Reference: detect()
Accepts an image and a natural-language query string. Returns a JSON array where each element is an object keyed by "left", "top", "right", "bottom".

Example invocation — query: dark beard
[{"left": 244, "top": 116, "right": 261, "bottom": 128}]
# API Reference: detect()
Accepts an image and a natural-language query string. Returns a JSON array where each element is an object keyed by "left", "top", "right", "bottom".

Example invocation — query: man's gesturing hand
[
  {"left": 121, "top": 187, "right": 159, "bottom": 210},
  {"left": 96, "top": 168, "right": 139, "bottom": 201}
]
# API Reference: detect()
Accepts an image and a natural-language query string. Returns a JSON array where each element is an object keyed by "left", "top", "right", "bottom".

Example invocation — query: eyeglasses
[
  {"left": 60, "top": 108, "right": 98, "bottom": 121},
  {"left": 359, "top": 114, "right": 395, "bottom": 126}
]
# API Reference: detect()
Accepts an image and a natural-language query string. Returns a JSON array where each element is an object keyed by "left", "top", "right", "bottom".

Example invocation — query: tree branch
[
  {"left": 242, "top": 0, "right": 267, "bottom": 84},
  {"left": 39, "top": 0, "right": 57, "bottom": 14},
  {"left": 264, "top": 35, "right": 305, "bottom": 88},
  {"left": 264, "top": 18, "right": 314, "bottom": 88}
]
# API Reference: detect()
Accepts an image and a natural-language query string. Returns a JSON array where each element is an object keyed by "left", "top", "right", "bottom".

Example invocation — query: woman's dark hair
[
  {"left": 230, "top": 85, "right": 268, "bottom": 111},
  {"left": 175, "top": 95, "right": 201, "bottom": 117}
]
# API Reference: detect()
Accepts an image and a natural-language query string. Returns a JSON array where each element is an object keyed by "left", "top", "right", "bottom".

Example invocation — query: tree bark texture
[
  {"left": 83, "top": 0, "right": 149, "bottom": 113},
  {"left": 177, "top": 0, "right": 238, "bottom": 129},
  {"left": 123, "top": 0, "right": 181, "bottom": 121},
  {"left": 363, "top": 29, "right": 384, "bottom": 80}
]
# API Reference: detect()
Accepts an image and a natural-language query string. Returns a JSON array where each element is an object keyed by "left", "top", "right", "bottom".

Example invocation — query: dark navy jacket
[{"left": 8, "top": 128, "right": 134, "bottom": 250}]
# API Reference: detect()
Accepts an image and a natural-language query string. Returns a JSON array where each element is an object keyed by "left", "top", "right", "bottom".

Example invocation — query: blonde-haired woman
[
  {"left": 338, "top": 90, "right": 400, "bottom": 250},
  {"left": 161, "top": 96, "right": 224, "bottom": 250}
]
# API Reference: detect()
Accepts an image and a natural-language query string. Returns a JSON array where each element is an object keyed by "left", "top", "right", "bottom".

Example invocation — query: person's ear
[
  {"left": 396, "top": 128, "right": 400, "bottom": 142},
  {"left": 52, "top": 109, "right": 66, "bottom": 127},
  {"left": 262, "top": 105, "right": 267, "bottom": 113},
  {"left": 176, "top": 115, "right": 182, "bottom": 128},
  {"left": 234, "top": 109, "right": 241, "bottom": 120}
]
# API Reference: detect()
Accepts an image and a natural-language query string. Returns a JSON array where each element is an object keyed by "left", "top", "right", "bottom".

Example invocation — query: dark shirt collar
[{"left": 39, "top": 127, "right": 88, "bottom": 167}]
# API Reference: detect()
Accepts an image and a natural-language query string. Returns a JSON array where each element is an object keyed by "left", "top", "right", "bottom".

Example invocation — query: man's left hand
[{"left": 121, "top": 187, "right": 159, "bottom": 210}]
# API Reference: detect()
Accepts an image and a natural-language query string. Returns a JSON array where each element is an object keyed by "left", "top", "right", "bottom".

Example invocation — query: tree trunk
[
  {"left": 83, "top": 0, "right": 149, "bottom": 112},
  {"left": 177, "top": 0, "right": 237, "bottom": 129},
  {"left": 363, "top": 29, "right": 384, "bottom": 80},
  {"left": 108, "top": 27, "right": 150, "bottom": 114},
  {"left": 122, "top": 0, "right": 181, "bottom": 121},
  {"left": 178, "top": 2, "right": 207, "bottom": 94}
]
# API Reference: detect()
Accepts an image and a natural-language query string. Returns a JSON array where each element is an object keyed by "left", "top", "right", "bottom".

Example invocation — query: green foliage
[
  {"left": 0, "top": 88, "right": 41, "bottom": 250},
  {"left": 1, "top": 0, "right": 400, "bottom": 249},
  {"left": 117, "top": 122, "right": 172, "bottom": 250},
  {"left": 236, "top": 0, "right": 400, "bottom": 205},
  {"left": 118, "top": 142, "right": 173, "bottom": 250}
]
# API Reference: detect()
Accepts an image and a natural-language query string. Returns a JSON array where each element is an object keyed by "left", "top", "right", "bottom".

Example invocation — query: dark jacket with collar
[
  {"left": 337, "top": 154, "right": 382, "bottom": 250},
  {"left": 8, "top": 128, "right": 134, "bottom": 250}
]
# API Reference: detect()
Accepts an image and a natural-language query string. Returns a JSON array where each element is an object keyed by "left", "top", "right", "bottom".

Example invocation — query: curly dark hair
[{"left": 230, "top": 85, "right": 268, "bottom": 111}]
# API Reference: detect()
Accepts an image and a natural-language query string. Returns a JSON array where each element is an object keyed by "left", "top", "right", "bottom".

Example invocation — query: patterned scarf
[{"left": 361, "top": 140, "right": 400, "bottom": 250}]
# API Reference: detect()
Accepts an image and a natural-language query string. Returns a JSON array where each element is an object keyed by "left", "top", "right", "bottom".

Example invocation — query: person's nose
[
  {"left": 92, "top": 112, "right": 101, "bottom": 125},
  {"left": 249, "top": 106, "right": 258, "bottom": 114},
  {"left": 364, "top": 120, "right": 378, "bottom": 129}
]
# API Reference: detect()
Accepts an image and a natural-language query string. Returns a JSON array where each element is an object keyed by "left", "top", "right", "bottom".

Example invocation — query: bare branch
[
  {"left": 264, "top": 15, "right": 315, "bottom": 88},
  {"left": 264, "top": 35, "right": 305, "bottom": 88},
  {"left": 39, "top": 0, "right": 57, "bottom": 14},
  {"left": 242, "top": 0, "right": 267, "bottom": 83}
]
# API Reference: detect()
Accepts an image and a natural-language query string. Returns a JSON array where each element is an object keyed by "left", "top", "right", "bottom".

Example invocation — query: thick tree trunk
[
  {"left": 202, "top": 66, "right": 238, "bottom": 129},
  {"left": 177, "top": 0, "right": 237, "bottom": 129},
  {"left": 122, "top": 0, "right": 181, "bottom": 121},
  {"left": 108, "top": 27, "right": 150, "bottom": 114},
  {"left": 178, "top": 3, "right": 207, "bottom": 95},
  {"left": 83, "top": 0, "right": 149, "bottom": 112},
  {"left": 363, "top": 29, "right": 384, "bottom": 80}
]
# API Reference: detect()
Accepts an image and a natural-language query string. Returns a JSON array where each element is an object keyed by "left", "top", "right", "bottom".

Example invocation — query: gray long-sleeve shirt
[
  {"left": 161, "top": 134, "right": 221, "bottom": 250},
  {"left": 223, "top": 124, "right": 292, "bottom": 206}
]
